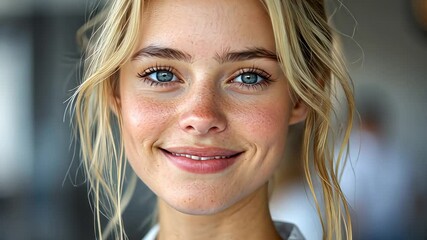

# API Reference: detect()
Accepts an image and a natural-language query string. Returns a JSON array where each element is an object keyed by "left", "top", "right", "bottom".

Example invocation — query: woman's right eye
[
  {"left": 136, "top": 65, "right": 181, "bottom": 88},
  {"left": 141, "top": 69, "right": 178, "bottom": 83},
  {"left": 151, "top": 70, "right": 177, "bottom": 82}
]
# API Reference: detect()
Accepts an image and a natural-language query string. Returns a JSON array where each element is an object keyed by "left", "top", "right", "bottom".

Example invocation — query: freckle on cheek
[
  {"left": 128, "top": 101, "right": 173, "bottom": 127},
  {"left": 246, "top": 110, "right": 279, "bottom": 131}
]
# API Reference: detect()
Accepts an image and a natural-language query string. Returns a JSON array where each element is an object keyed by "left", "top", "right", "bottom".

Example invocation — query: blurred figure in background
[
  {"left": 271, "top": 86, "right": 417, "bottom": 240},
  {"left": 341, "top": 87, "right": 415, "bottom": 240}
]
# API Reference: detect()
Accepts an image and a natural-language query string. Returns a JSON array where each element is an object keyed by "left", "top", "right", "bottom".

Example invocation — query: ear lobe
[{"left": 289, "top": 100, "right": 308, "bottom": 125}]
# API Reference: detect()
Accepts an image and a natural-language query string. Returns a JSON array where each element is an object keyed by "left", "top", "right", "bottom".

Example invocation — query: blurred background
[{"left": 0, "top": 0, "right": 426, "bottom": 239}]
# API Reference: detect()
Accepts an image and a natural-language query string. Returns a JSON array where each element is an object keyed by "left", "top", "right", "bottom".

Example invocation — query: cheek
[
  {"left": 235, "top": 99, "right": 291, "bottom": 144},
  {"left": 119, "top": 95, "right": 176, "bottom": 184},
  {"left": 121, "top": 96, "right": 174, "bottom": 141},
  {"left": 231, "top": 96, "right": 292, "bottom": 182},
  {"left": 119, "top": 94, "right": 176, "bottom": 180}
]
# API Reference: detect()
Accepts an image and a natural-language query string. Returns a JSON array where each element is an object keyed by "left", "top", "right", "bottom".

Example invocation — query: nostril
[
  {"left": 185, "top": 125, "right": 195, "bottom": 131},
  {"left": 184, "top": 124, "right": 218, "bottom": 135},
  {"left": 179, "top": 116, "right": 226, "bottom": 135}
]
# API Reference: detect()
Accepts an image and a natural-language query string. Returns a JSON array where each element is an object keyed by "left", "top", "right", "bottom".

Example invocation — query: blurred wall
[{"left": 0, "top": 1, "right": 94, "bottom": 239}]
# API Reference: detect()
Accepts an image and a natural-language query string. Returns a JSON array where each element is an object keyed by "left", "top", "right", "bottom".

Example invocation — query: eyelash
[{"left": 136, "top": 65, "right": 274, "bottom": 90}]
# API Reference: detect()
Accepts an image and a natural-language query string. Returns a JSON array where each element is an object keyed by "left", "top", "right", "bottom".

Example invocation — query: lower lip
[{"left": 162, "top": 150, "right": 239, "bottom": 174}]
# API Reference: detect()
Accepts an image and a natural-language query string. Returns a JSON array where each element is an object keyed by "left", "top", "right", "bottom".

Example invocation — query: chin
[{"left": 162, "top": 191, "right": 238, "bottom": 216}]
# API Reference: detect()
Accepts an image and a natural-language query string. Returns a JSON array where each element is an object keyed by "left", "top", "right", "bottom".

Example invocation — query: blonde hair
[{"left": 71, "top": 0, "right": 354, "bottom": 239}]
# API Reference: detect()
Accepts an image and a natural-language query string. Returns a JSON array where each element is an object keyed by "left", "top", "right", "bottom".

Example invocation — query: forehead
[{"left": 138, "top": 0, "right": 276, "bottom": 55}]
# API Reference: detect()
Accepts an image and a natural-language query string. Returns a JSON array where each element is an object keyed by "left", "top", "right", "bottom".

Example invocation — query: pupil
[
  {"left": 242, "top": 73, "right": 258, "bottom": 84},
  {"left": 156, "top": 71, "right": 173, "bottom": 82}
]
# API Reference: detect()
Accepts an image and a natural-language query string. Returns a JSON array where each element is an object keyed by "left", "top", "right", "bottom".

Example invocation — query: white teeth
[{"left": 171, "top": 152, "right": 231, "bottom": 161}]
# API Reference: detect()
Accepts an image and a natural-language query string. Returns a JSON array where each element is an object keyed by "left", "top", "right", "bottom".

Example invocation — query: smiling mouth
[
  {"left": 161, "top": 147, "right": 242, "bottom": 161},
  {"left": 169, "top": 152, "right": 234, "bottom": 161},
  {"left": 160, "top": 147, "right": 242, "bottom": 173}
]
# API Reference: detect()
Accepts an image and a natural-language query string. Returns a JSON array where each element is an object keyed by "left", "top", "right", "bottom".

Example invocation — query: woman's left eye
[
  {"left": 234, "top": 72, "right": 264, "bottom": 85},
  {"left": 230, "top": 68, "right": 273, "bottom": 91}
]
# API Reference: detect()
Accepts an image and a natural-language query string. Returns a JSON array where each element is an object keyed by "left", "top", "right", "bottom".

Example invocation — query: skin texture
[{"left": 117, "top": 0, "right": 307, "bottom": 239}]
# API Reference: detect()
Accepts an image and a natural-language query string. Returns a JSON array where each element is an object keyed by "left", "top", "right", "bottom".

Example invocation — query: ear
[
  {"left": 289, "top": 99, "right": 308, "bottom": 125},
  {"left": 109, "top": 77, "right": 121, "bottom": 116}
]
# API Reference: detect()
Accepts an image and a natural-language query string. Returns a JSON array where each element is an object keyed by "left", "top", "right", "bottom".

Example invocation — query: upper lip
[{"left": 161, "top": 146, "right": 242, "bottom": 157}]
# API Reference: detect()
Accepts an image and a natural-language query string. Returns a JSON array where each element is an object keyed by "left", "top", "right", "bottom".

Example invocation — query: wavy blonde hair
[{"left": 71, "top": 0, "right": 354, "bottom": 239}]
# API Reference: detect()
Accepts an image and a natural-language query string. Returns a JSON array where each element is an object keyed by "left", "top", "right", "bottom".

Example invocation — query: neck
[{"left": 156, "top": 183, "right": 281, "bottom": 240}]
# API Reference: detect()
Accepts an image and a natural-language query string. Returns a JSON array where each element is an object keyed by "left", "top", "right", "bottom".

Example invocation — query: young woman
[{"left": 72, "top": 0, "right": 354, "bottom": 239}]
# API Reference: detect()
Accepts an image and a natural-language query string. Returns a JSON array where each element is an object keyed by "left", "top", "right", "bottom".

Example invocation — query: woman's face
[{"left": 119, "top": 0, "right": 306, "bottom": 215}]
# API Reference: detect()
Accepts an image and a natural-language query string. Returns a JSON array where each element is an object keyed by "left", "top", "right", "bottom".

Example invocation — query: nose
[{"left": 178, "top": 86, "right": 227, "bottom": 135}]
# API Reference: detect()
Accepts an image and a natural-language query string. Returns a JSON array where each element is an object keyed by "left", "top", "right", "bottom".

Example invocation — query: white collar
[
  {"left": 142, "top": 224, "right": 159, "bottom": 240},
  {"left": 141, "top": 222, "right": 304, "bottom": 240}
]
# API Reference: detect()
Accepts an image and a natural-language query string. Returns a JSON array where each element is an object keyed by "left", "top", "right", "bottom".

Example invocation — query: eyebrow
[
  {"left": 131, "top": 45, "right": 279, "bottom": 63},
  {"left": 132, "top": 45, "right": 193, "bottom": 62},
  {"left": 215, "top": 47, "right": 279, "bottom": 63}
]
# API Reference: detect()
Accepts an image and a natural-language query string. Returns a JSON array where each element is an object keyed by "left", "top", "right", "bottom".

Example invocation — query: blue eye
[
  {"left": 235, "top": 72, "right": 263, "bottom": 84},
  {"left": 147, "top": 70, "right": 177, "bottom": 82},
  {"left": 230, "top": 68, "right": 273, "bottom": 91}
]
